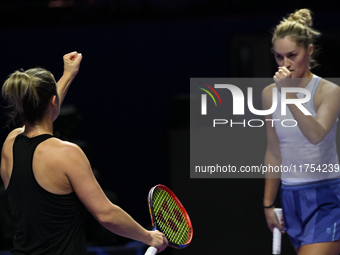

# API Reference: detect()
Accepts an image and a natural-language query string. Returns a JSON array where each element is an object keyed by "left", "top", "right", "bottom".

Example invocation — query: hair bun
[{"left": 288, "top": 9, "right": 313, "bottom": 27}]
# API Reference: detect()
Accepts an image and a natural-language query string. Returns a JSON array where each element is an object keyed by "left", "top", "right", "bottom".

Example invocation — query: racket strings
[{"left": 153, "top": 189, "right": 190, "bottom": 245}]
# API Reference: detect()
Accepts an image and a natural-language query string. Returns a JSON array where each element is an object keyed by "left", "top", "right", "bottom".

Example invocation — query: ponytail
[{"left": 2, "top": 67, "right": 57, "bottom": 126}]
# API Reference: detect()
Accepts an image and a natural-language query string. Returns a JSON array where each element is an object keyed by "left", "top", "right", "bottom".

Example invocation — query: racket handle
[
  {"left": 144, "top": 246, "right": 158, "bottom": 255},
  {"left": 272, "top": 208, "right": 282, "bottom": 255}
]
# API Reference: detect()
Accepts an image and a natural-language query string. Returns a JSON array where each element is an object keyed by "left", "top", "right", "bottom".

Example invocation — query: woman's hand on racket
[
  {"left": 146, "top": 230, "right": 168, "bottom": 253},
  {"left": 264, "top": 207, "right": 284, "bottom": 234}
]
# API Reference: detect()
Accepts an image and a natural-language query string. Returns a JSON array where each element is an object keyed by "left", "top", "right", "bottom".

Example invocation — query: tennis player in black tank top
[{"left": 1, "top": 52, "right": 167, "bottom": 254}]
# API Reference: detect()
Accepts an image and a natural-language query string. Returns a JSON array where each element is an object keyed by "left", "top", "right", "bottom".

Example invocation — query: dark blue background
[{"left": 1, "top": 2, "right": 340, "bottom": 254}]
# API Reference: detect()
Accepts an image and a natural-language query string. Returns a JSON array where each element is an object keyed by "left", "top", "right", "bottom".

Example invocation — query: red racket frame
[{"left": 147, "top": 184, "right": 193, "bottom": 249}]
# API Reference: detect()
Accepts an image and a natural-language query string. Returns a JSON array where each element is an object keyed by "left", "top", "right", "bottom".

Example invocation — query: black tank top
[{"left": 6, "top": 134, "right": 86, "bottom": 255}]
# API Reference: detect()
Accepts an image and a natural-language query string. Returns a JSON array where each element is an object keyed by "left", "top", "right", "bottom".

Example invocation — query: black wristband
[{"left": 263, "top": 202, "right": 275, "bottom": 209}]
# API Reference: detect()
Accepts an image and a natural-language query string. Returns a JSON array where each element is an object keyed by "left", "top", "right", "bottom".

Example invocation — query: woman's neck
[
  {"left": 23, "top": 121, "right": 53, "bottom": 138},
  {"left": 296, "top": 70, "right": 314, "bottom": 88},
  {"left": 302, "top": 69, "right": 313, "bottom": 79}
]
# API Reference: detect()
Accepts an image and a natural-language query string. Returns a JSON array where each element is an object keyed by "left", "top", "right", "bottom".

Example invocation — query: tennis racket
[
  {"left": 144, "top": 184, "right": 193, "bottom": 255},
  {"left": 272, "top": 208, "right": 282, "bottom": 255}
]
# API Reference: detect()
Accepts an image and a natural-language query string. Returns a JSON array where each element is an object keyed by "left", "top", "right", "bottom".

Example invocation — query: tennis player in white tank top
[
  {"left": 272, "top": 75, "right": 340, "bottom": 185},
  {"left": 263, "top": 9, "right": 340, "bottom": 255}
]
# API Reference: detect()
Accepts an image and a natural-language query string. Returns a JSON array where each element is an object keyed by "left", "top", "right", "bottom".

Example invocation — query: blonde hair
[
  {"left": 272, "top": 9, "right": 321, "bottom": 68},
  {"left": 2, "top": 67, "right": 57, "bottom": 125}
]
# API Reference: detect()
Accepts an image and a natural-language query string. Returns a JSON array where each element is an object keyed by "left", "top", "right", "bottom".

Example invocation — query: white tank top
[{"left": 272, "top": 75, "right": 340, "bottom": 185}]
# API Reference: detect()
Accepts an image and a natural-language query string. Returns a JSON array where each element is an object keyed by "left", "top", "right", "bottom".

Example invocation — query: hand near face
[{"left": 273, "top": 66, "right": 293, "bottom": 92}]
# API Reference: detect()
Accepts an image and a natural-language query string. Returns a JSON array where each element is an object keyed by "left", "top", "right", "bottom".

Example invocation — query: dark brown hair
[{"left": 2, "top": 67, "right": 58, "bottom": 125}]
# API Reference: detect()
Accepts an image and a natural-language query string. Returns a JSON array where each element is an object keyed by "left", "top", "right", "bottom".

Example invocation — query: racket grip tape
[
  {"left": 144, "top": 247, "right": 158, "bottom": 255},
  {"left": 272, "top": 208, "right": 282, "bottom": 255}
]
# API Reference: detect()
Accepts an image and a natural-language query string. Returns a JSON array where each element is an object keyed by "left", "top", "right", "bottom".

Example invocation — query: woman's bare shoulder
[
  {"left": 2, "top": 127, "right": 24, "bottom": 152},
  {"left": 262, "top": 83, "right": 276, "bottom": 94},
  {"left": 316, "top": 78, "right": 340, "bottom": 101},
  {"left": 41, "top": 138, "right": 87, "bottom": 163},
  {"left": 319, "top": 78, "right": 340, "bottom": 91}
]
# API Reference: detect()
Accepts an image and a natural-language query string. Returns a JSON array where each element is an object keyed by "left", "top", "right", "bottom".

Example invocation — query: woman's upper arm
[
  {"left": 315, "top": 81, "right": 340, "bottom": 132},
  {"left": 60, "top": 143, "right": 112, "bottom": 221},
  {"left": 1, "top": 127, "right": 25, "bottom": 188},
  {"left": 262, "top": 85, "right": 281, "bottom": 164}
]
